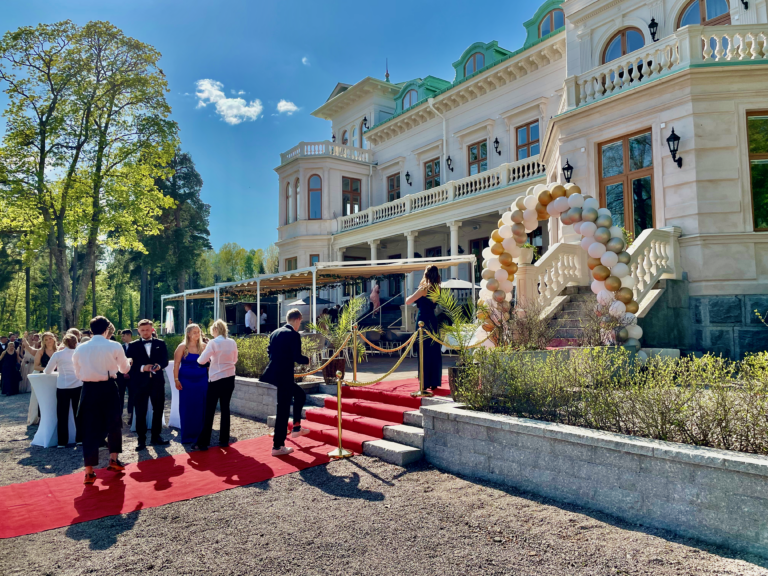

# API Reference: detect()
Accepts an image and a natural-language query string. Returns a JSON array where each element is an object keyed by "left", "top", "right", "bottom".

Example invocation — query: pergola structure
[{"left": 161, "top": 255, "right": 477, "bottom": 333}]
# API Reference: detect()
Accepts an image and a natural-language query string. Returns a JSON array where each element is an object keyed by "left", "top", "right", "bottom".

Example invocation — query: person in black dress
[
  {"left": 405, "top": 265, "right": 443, "bottom": 391},
  {"left": 0, "top": 342, "right": 21, "bottom": 395}
]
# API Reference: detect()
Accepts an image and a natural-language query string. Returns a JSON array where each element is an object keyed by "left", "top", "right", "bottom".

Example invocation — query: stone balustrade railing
[
  {"left": 280, "top": 141, "right": 375, "bottom": 165},
  {"left": 626, "top": 226, "right": 683, "bottom": 305},
  {"left": 564, "top": 24, "right": 768, "bottom": 110},
  {"left": 336, "top": 155, "right": 544, "bottom": 233}
]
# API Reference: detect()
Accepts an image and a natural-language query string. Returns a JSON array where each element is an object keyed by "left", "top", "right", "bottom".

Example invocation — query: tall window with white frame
[
  {"left": 360, "top": 121, "right": 366, "bottom": 149},
  {"left": 599, "top": 130, "right": 654, "bottom": 237},
  {"left": 352, "top": 126, "right": 358, "bottom": 148},
  {"left": 286, "top": 182, "right": 294, "bottom": 224},
  {"left": 295, "top": 178, "right": 300, "bottom": 220},
  {"left": 516, "top": 121, "right": 540, "bottom": 160},
  {"left": 387, "top": 173, "right": 400, "bottom": 202},
  {"left": 343, "top": 176, "right": 361, "bottom": 215},
  {"left": 284, "top": 257, "right": 297, "bottom": 272},
  {"left": 308, "top": 175, "right": 322, "bottom": 220},
  {"left": 747, "top": 111, "right": 768, "bottom": 231},
  {"left": 468, "top": 139, "right": 488, "bottom": 175},
  {"left": 424, "top": 158, "right": 440, "bottom": 189}
]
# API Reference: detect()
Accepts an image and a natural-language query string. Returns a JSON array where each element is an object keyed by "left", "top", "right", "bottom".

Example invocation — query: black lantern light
[
  {"left": 493, "top": 137, "right": 501, "bottom": 155},
  {"left": 666, "top": 128, "right": 683, "bottom": 168},
  {"left": 332, "top": 133, "right": 336, "bottom": 143},
  {"left": 405, "top": 171, "right": 412, "bottom": 186},
  {"left": 446, "top": 156, "right": 454, "bottom": 172},
  {"left": 562, "top": 159, "right": 574, "bottom": 183},
  {"left": 362, "top": 116, "right": 369, "bottom": 130},
  {"left": 741, "top": 0, "right": 749, "bottom": 9},
  {"left": 648, "top": 17, "right": 659, "bottom": 42}
]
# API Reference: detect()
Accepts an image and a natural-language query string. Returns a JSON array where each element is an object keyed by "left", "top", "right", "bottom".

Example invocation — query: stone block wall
[
  {"left": 691, "top": 294, "right": 768, "bottom": 359},
  {"left": 421, "top": 402, "right": 768, "bottom": 559},
  {"left": 230, "top": 377, "right": 277, "bottom": 420}
]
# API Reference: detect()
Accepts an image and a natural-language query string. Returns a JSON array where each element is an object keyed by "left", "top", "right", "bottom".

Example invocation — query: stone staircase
[
  {"left": 548, "top": 285, "right": 595, "bottom": 342},
  {"left": 267, "top": 382, "right": 451, "bottom": 466}
]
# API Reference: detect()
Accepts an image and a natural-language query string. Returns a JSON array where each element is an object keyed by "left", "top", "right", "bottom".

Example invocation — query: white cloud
[
  {"left": 302, "top": 57, "right": 310, "bottom": 66},
  {"left": 276, "top": 99, "right": 299, "bottom": 115},
  {"left": 230, "top": 89, "right": 245, "bottom": 95},
  {"left": 195, "top": 79, "right": 262, "bottom": 125}
]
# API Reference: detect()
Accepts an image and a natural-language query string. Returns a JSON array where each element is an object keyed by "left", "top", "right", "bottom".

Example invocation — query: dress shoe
[
  {"left": 271, "top": 446, "right": 294, "bottom": 457},
  {"left": 135, "top": 443, "right": 147, "bottom": 452},
  {"left": 192, "top": 444, "right": 208, "bottom": 451},
  {"left": 83, "top": 472, "right": 97, "bottom": 485},
  {"left": 151, "top": 438, "right": 170, "bottom": 446},
  {"left": 107, "top": 459, "right": 126, "bottom": 472},
  {"left": 291, "top": 428, "right": 310, "bottom": 438}
]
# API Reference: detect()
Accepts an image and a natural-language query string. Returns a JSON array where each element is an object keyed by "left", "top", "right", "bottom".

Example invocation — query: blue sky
[{"left": 2, "top": 0, "right": 544, "bottom": 251}]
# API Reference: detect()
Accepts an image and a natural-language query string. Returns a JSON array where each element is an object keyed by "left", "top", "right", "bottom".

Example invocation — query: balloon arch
[{"left": 477, "top": 181, "right": 644, "bottom": 347}]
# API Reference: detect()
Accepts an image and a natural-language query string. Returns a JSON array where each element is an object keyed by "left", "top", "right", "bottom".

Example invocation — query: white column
[
  {"left": 448, "top": 221, "right": 462, "bottom": 279},
  {"left": 369, "top": 239, "right": 379, "bottom": 262},
  {"left": 256, "top": 279, "right": 261, "bottom": 334},
  {"left": 336, "top": 247, "right": 346, "bottom": 304},
  {"left": 183, "top": 293, "right": 187, "bottom": 327},
  {"left": 405, "top": 231, "right": 418, "bottom": 293}
]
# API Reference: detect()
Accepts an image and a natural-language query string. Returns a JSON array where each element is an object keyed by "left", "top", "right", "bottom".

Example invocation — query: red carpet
[{"left": 0, "top": 435, "right": 331, "bottom": 539}]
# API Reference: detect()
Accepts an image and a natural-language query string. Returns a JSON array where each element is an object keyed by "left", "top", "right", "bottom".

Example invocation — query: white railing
[
  {"left": 565, "top": 24, "right": 768, "bottom": 110},
  {"left": 626, "top": 226, "right": 683, "bottom": 305},
  {"left": 280, "top": 141, "right": 375, "bottom": 165},
  {"left": 337, "top": 155, "right": 545, "bottom": 233}
]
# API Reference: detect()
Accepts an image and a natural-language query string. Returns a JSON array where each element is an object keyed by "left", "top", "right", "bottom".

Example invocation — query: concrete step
[
  {"left": 403, "top": 410, "right": 423, "bottom": 428},
  {"left": 554, "top": 328, "right": 584, "bottom": 339},
  {"left": 550, "top": 319, "right": 583, "bottom": 329},
  {"left": 383, "top": 424, "right": 424, "bottom": 450},
  {"left": 306, "top": 393, "right": 333, "bottom": 407},
  {"left": 563, "top": 302, "right": 593, "bottom": 311},
  {"left": 363, "top": 439, "right": 422, "bottom": 467},
  {"left": 554, "top": 310, "right": 587, "bottom": 320}
]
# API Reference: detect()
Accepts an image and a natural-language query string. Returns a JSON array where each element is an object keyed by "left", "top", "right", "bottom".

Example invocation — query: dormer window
[
  {"left": 539, "top": 9, "right": 565, "bottom": 37},
  {"left": 402, "top": 89, "right": 418, "bottom": 109},
  {"left": 464, "top": 53, "right": 485, "bottom": 76}
]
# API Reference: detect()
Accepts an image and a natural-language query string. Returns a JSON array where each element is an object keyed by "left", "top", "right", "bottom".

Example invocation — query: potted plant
[
  {"left": 518, "top": 242, "right": 538, "bottom": 265},
  {"left": 308, "top": 295, "right": 380, "bottom": 383}
]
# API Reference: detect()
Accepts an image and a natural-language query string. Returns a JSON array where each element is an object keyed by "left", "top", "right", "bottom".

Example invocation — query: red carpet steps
[{"left": 268, "top": 377, "right": 453, "bottom": 466}]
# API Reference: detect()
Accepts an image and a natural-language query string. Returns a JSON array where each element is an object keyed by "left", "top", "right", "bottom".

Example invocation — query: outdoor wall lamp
[
  {"left": 666, "top": 128, "right": 683, "bottom": 168},
  {"left": 493, "top": 137, "right": 501, "bottom": 155},
  {"left": 332, "top": 133, "right": 336, "bottom": 143},
  {"left": 405, "top": 171, "right": 412, "bottom": 186},
  {"left": 741, "top": 0, "right": 749, "bottom": 9},
  {"left": 648, "top": 18, "right": 659, "bottom": 42},
  {"left": 446, "top": 156, "right": 454, "bottom": 172},
  {"left": 362, "top": 116, "right": 369, "bottom": 130},
  {"left": 562, "top": 159, "right": 574, "bottom": 183}
]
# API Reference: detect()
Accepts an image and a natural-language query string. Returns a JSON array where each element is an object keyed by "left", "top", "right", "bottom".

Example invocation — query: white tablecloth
[
  {"left": 166, "top": 361, "right": 180, "bottom": 428},
  {"left": 28, "top": 374, "right": 76, "bottom": 448}
]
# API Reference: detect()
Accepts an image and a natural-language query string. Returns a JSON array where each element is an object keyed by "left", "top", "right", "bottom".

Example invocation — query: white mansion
[{"left": 274, "top": 0, "right": 768, "bottom": 358}]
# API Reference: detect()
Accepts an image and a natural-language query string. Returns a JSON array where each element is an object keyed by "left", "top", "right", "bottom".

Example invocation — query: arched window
[
  {"left": 402, "top": 89, "right": 418, "bottom": 109},
  {"left": 341, "top": 130, "right": 348, "bottom": 145},
  {"left": 464, "top": 52, "right": 485, "bottom": 76},
  {"left": 308, "top": 175, "right": 322, "bottom": 220},
  {"left": 285, "top": 182, "right": 293, "bottom": 224},
  {"left": 678, "top": 0, "right": 730, "bottom": 27},
  {"left": 352, "top": 126, "right": 358, "bottom": 148},
  {"left": 295, "top": 178, "right": 300, "bottom": 220},
  {"left": 603, "top": 28, "right": 645, "bottom": 63},
  {"left": 539, "top": 9, "right": 565, "bottom": 37},
  {"left": 360, "top": 121, "right": 367, "bottom": 149}
]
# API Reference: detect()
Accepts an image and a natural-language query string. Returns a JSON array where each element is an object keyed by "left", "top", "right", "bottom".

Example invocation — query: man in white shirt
[
  {"left": 244, "top": 304, "right": 257, "bottom": 335},
  {"left": 72, "top": 316, "right": 132, "bottom": 484},
  {"left": 260, "top": 310, "right": 267, "bottom": 331}
]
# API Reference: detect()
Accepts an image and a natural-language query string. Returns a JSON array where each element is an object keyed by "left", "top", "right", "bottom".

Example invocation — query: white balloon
[
  {"left": 524, "top": 195, "right": 538, "bottom": 210},
  {"left": 622, "top": 312, "right": 637, "bottom": 325},
  {"left": 583, "top": 198, "right": 600, "bottom": 211},
  {"left": 494, "top": 268, "right": 508, "bottom": 282},
  {"left": 611, "top": 263, "right": 629, "bottom": 278},
  {"left": 625, "top": 338, "right": 641, "bottom": 348},
  {"left": 505, "top": 291, "right": 513, "bottom": 302},
  {"left": 523, "top": 208, "right": 537, "bottom": 221},
  {"left": 546, "top": 202, "right": 562, "bottom": 217},
  {"left": 482, "top": 247, "right": 494, "bottom": 260},
  {"left": 597, "top": 208, "right": 612, "bottom": 217},
  {"left": 567, "top": 193, "right": 584, "bottom": 208},
  {"left": 580, "top": 221, "right": 597, "bottom": 237},
  {"left": 524, "top": 223, "right": 538, "bottom": 234},
  {"left": 526, "top": 186, "right": 535, "bottom": 196},
  {"left": 580, "top": 236, "right": 595, "bottom": 251},
  {"left": 609, "top": 226, "right": 623, "bottom": 238},
  {"left": 532, "top": 184, "right": 547, "bottom": 196},
  {"left": 480, "top": 279, "right": 488, "bottom": 290},
  {"left": 501, "top": 211, "right": 513, "bottom": 225},
  {"left": 609, "top": 300, "right": 627, "bottom": 318},
  {"left": 573, "top": 221, "right": 583, "bottom": 235},
  {"left": 597, "top": 289, "right": 614, "bottom": 306},
  {"left": 637, "top": 350, "right": 649, "bottom": 365},
  {"left": 591, "top": 280, "right": 606, "bottom": 294},
  {"left": 488, "top": 257, "right": 501, "bottom": 271},
  {"left": 503, "top": 240, "right": 521, "bottom": 256},
  {"left": 479, "top": 289, "right": 492, "bottom": 300},
  {"left": 499, "top": 225, "right": 514, "bottom": 239},
  {"left": 500, "top": 279, "right": 514, "bottom": 292},
  {"left": 627, "top": 324, "right": 643, "bottom": 340},
  {"left": 620, "top": 275, "right": 636, "bottom": 289},
  {"left": 554, "top": 197, "right": 570, "bottom": 213},
  {"left": 588, "top": 242, "right": 607, "bottom": 258},
  {"left": 600, "top": 251, "right": 618, "bottom": 267}
]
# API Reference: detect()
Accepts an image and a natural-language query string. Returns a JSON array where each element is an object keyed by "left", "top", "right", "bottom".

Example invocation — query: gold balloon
[
  {"left": 606, "top": 237, "right": 625, "bottom": 254},
  {"left": 503, "top": 262, "right": 518, "bottom": 275},
  {"left": 506, "top": 274, "right": 515, "bottom": 283},
  {"left": 616, "top": 287, "right": 634, "bottom": 304},
  {"left": 486, "top": 278, "right": 500, "bottom": 292},
  {"left": 537, "top": 189, "right": 553, "bottom": 206},
  {"left": 481, "top": 268, "right": 495, "bottom": 280},
  {"left": 588, "top": 257, "right": 602, "bottom": 270},
  {"left": 482, "top": 321, "right": 495, "bottom": 332},
  {"left": 498, "top": 218, "right": 505, "bottom": 228},
  {"left": 491, "top": 229, "right": 503, "bottom": 243},
  {"left": 581, "top": 207, "right": 598, "bottom": 222},
  {"left": 511, "top": 210, "right": 524, "bottom": 224},
  {"left": 565, "top": 184, "right": 581, "bottom": 197},
  {"left": 490, "top": 243, "right": 504, "bottom": 256},
  {"left": 592, "top": 265, "right": 611, "bottom": 281},
  {"left": 498, "top": 252, "right": 514, "bottom": 267},
  {"left": 625, "top": 300, "right": 639, "bottom": 314},
  {"left": 604, "top": 276, "right": 621, "bottom": 292},
  {"left": 617, "top": 251, "right": 631, "bottom": 264},
  {"left": 477, "top": 309, "right": 489, "bottom": 321},
  {"left": 515, "top": 196, "right": 527, "bottom": 211},
  {"left": 595, "top": 214, "right": 613, "bottom": 229},
  {"left": 550, "top": 184, "right": 566, "bottom": 199},
  {"left": 492, "top": 289, "right": 506, "bottom": 303},
  {"left": 511, "top": 223, "right": 526, "bottom": 237}
]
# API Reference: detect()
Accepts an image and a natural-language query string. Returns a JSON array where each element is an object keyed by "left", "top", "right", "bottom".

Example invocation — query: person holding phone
[{"left": 126, "top": 319, "right": 169, "bottom": 451}]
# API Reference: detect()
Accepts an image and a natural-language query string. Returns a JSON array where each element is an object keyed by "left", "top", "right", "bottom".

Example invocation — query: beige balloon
[
  {"left": 592, "top": 265, "right": 611, "bottom": 281},
  {"left": 550, "top": 184, "right": 566, "bottom": 199},
  {"left": 565, "top": 184, "right": 581, "bottom": 197},
  {"left": 490, "top": 243, "right": 504, "bottom": 256},
  {"left": 616, "top": 287, "right": 634, "bottom": 304},
  {"left": 625, "top": 300, "right": 639, "bottom": 314},
  {"left": 604, "top": 276, "right": 621, "bottom": 292}
]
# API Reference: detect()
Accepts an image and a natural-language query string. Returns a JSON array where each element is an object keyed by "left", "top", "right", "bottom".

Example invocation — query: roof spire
[{"left": 385, "top": 58, "right": 390, "bottom": 83}]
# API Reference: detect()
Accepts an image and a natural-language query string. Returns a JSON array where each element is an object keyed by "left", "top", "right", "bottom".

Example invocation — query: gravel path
[{"left": 1, "top": 392, "right": 766, "bottom": 575}]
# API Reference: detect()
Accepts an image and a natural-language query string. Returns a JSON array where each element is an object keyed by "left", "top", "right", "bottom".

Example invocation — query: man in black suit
[
  {"left": 126, "top": 319, "right": 169, "bottom": 451},
  {"left": 261, "top": 308, "right": 310, "bottom": 457},
  {"left": 117, "top": 329, "right": 134, "bottom": 426}
]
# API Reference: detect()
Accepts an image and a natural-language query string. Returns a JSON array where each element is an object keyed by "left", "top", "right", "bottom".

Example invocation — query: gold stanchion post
[
  {"left": 328, "top": 370, "right": 352, "bottom": 459},
  {"left": 411, "top": 321, "right": 433, "bottom": 398},
  {"left": 352, "top": 324, "right": 358, "bottom": 384}
]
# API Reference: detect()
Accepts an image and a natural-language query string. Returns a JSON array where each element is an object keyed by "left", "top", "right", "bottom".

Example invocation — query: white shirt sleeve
[
  {"left": 115, "top": 343, "right": 131, "bottom": 374},
  {"left": 197, "top": 341, "right": 215, "bottom": 365},
  {"left": 72, "top": 348, "right": 82, "bottom": 381}
]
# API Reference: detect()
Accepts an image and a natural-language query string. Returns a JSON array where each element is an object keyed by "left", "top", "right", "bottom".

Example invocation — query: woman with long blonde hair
[
  {"left": 173, "top": 323, "right": 209, "bottom": 444},
  {"left": 405, "top": 265, "right": 443, "bottom": 391}
]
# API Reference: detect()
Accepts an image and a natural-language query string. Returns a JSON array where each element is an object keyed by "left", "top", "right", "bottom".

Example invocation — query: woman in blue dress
[
  {"left": 173, "top": 324, "right": 209, "bottom": 443},
  {"left": 405, "top": 265, "right": 443, "bottom": 391}
]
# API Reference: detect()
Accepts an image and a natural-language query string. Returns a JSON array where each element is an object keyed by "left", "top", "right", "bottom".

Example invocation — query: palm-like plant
[
  {"left": 308, "top": 295, "right": 381, "bottom": 359},
  {"left": 428, "top": 287, "right": 486, "bottom": 363}
]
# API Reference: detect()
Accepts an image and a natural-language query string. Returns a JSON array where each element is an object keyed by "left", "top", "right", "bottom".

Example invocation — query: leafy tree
[
  {"left": 265, "top": 244, "right": 279, "bottom": 274},
  {"left": 243, "top": 248, "right": 265, "bottom": 278}
]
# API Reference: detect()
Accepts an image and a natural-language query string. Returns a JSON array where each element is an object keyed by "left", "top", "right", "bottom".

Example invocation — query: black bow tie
[{"left": 142, "top": 339, "right": 152, "bottom": 343}]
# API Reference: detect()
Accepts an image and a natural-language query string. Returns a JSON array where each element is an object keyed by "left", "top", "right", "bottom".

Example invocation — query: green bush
[{"left": 454, "top": 347, "right": 768, "bottom": 454}]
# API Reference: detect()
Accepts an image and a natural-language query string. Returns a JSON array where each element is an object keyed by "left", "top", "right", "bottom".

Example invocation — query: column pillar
[
  {"left": 448, "top": 221, "right": 462, "bottom": 280},
  {"left": 405, "top": 231, "right": 418, "bottom": 293},
  {"left": 336, "top": 247, "right": 346, "bottom": 303},
  {"left": 368, "top": 239, "right": 379, "bottom": 262}
]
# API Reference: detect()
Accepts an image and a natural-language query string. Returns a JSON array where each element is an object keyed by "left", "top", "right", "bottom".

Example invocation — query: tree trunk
[
  {"left": 25, "top": 266, "right": 31, "bottom": 331},
  {"left": 178, "top": 269, "right": 185, "bottom": 293},
  {"left": 140, "top": 266, "right": 148, "bottom": 320},
  {"left": 129, "top": 293, "right": 135, "bottom": 329},
  {"left": 92, "top": 269, "right": 97, "bottom": 318},
  {"left": 148, "top": 269, "right": 154, "bottom": 322},
  {"left": 47, "top": 250, "right": 53, "bottom": 329},
  {"left": 71, "top": 246, "right": 78, "bottom": 304}
]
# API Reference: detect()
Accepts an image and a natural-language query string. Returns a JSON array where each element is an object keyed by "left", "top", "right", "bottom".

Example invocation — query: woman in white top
[
  {"left": 193, "top": 319, "right": 238, "bottom": 451},
  {"left": 44, "top": 334, "right": 83, "bottom": 448}
]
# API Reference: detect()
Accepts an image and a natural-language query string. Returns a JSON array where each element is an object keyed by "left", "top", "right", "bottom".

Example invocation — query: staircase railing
[{"left": 626, "top": 226, "right": 683, "bottom": 305}]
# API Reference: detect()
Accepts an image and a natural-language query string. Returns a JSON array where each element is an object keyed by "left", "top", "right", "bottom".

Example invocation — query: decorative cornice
[
  {"left": 312, "top": 77, "right": 402, "bottom": 121},
  {"left": 568, "top": 0, "right": 627, "bottom": 25},
  {"left": 453, "top": 119, "right": 497, "bottom": 145},
  {"left": 500, "top": 96, "right": 549, "bottom": 128}
]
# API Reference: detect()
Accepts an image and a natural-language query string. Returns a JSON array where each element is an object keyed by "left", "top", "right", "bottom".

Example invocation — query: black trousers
[
  {"left": 133, "top": 379, "right": 165, "bottom": 442},
  {"left": 197, "top": 376, "right": 235, "bottom": 448},
  {"left": 117, "top": 375, "right": 133, "bottom": 420},
  {"left": 243, "top": 327, "right": 254, "bottom": 335},
  {"left": 56, "top": 387, "right": 82, "bottom": 446},
  {"left": 79, "top": 381, "right": 122, "bottom": 467},
  {"left": 272, "top": 381, "right": 306, "bottom": 449}
]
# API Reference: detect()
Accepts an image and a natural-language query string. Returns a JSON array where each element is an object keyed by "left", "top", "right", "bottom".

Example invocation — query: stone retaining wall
[
  {"left": 421, "top": 402, "right": 768, "bottom": 558},
  {"left": 230, "top": 377, "right": 277, "bottom": 420}
]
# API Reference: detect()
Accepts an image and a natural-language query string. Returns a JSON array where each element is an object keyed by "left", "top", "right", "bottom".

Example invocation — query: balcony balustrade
[
  {"left": 336, "top": 154, "right": 545, "bottom": 233},
  {"left": 564, "top": 24, "right": 768, "bottom": 110},
  {"left": 280, "top": 141, "right": 374, "bottom": 165}
]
